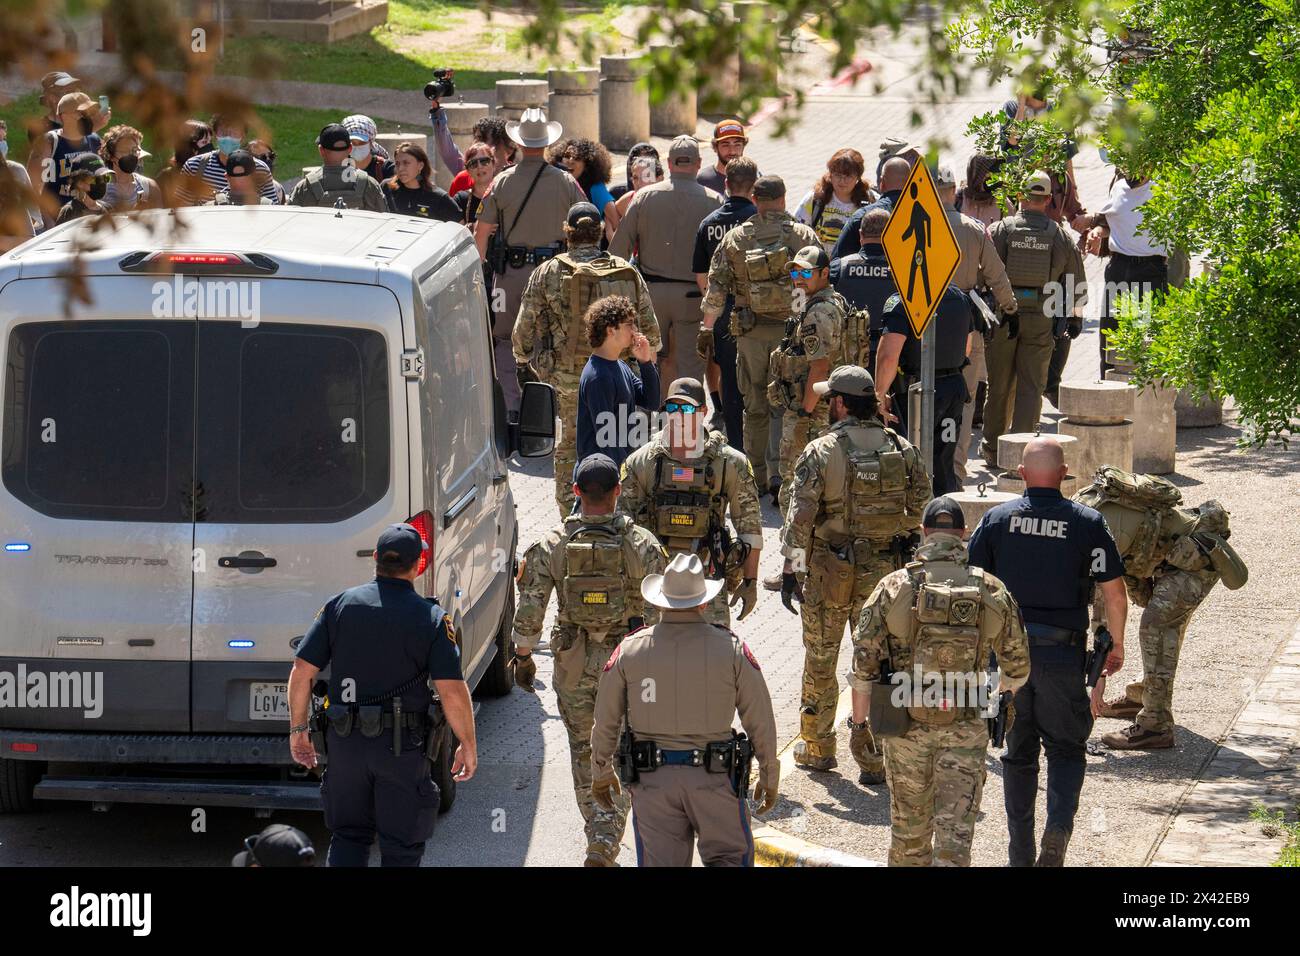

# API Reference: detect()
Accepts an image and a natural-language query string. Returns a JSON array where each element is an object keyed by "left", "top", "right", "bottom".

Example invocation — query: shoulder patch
[
  {"left": 741, "top": 642, "right": 762, "bottom": 671},
  {"left": 603, "top": 644, "right": 623, "bottom": 672},
  {"left": 444, "top": 618, "right": 457, "bottom": 645}
]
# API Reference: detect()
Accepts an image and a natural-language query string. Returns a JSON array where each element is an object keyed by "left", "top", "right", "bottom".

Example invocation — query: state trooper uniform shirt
[
  {"left": 967, "top": 488, "right": 1125, "bottom": 632},
  {"left": 296, "top": 576, "right": 462, "bottom": 710}
]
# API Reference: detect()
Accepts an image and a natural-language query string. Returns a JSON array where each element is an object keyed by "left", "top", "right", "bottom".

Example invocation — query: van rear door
[
  {"left": 0, "top": 278, "right": 195, "bottom": 732},
  {"left": 189, "top": 281, "right": 410, "bottom": 733}
]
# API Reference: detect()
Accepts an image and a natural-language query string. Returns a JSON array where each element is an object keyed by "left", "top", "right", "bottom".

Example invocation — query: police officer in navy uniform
[
  {"left": 830, "top": 207, "right": 895, "bottom": 372},
  {"left": 287, "top": 523, "right": 478, "bottom": 866},
  {"left": 966, "top": 437, "right": 1128, "bottom": 866},
  {"left": 873, "top": 285, "right": 976, "bottom": 495}
]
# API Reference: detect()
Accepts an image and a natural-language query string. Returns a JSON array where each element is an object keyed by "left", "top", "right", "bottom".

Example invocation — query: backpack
[
  {"left": 1074, "top": 467, "right": 1183, "bottom": 578},
  {"left": 836, "top": 428, "right": 915, "bottom": 546},
  {"left": 558, "top": 516, "right": 647, "bottom": 639},
  {"left": 557, "top": 253, "right": 642, "bottom": 373},
  {"left": 305, "top": 167, "right": 371, "bottom": 209},
  {"left": 737, "top": 219, "right": 795, "bottom": 315},
  {"left": 839, "top": 297, "right": 872, "bottom": 368}
]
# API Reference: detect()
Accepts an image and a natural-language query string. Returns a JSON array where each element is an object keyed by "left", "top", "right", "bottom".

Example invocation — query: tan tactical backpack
[
  {"left": 1074, "top": 467, "right": 1183, "bottom": 579},
  {"left": 836, "top": 429, "right": 916, "bottom": 546},
  {"left": 557, "top": 515, "right": 648, "bottom": 638},
  {"left": 736, "top": 219, "right": 795, "bottom": 316},
  {"left": 555, "top": 253, "right": 642, "bottom": 374}
]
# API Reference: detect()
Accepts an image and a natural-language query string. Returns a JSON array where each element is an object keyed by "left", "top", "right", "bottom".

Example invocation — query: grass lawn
[
  {"left": 1, "top": 93, "right": 405, "bottom": 183},
  {"left": 219, "top": 0, "right": 633, "bottom": 91}
]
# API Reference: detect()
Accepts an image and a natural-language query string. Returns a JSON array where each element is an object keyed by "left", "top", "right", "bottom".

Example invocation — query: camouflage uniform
[
  {"left": 512, "top": 512, "right": 669, "bottom": 863},
  {"left": 513, "top": 242, "right": 661, "bottom": 516},
  {"left": 781, "top": 415, "right": 932, "bottom": 767},
  {"left": 617, "top": 428, "right": 763, "bottom": 627},
  {"left": 850, "top": 534, "right": 1030, "bottom": 866},
  {"left": 768, "top": 285, "right": 847, "bottom": 513},
  {"left": 703, "top": 211, "right": 821, "bottom": 489}
]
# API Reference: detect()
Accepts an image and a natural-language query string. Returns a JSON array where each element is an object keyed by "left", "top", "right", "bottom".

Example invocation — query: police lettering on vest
[{"left": 1007, "top": 515, "right": 1070, "bottom": 539}]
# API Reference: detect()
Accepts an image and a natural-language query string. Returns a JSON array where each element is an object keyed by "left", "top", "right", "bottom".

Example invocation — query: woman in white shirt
[{"left": 793, "top": 148, "right": 873, "bottom": 253}]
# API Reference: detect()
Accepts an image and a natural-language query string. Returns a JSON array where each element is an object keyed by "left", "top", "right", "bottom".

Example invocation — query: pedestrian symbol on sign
[{"left": 881, "top": 161, "right": 961, "bottom": 337}]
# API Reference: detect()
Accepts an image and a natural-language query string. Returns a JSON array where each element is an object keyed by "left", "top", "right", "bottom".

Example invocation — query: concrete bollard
[
  {"left": 1105, "top": 370, "right": 1176, "bottom": 474},
  {"left": 1175, "top": 387, "right": 1225, "bottom": 428},
  {"left": 495, "top": 79, "right": 549, "bottom": 122},
  {"left": 1058, "top": 380, "right": 1135, "bottom": 478},
  {"left": 733, "top": 0, "right": 779, "bottom": 89},
  {"left": 547, "top": 68, "right": 600, "bottom": 142},
  {"left": 373, "top": 131, "right": 415, "bottom": 181},
  {"left": 600, "top": 54, "right": 651, "bottom": 150},
  {"left": 996, "top": 432, "right": 1080, "bottom": 473},
  {"left": 997, "top": 473, "right": 1079, "bottom": 498},
  {"left": 948, "top": 485, "right": 1019, "bottom": 531},
  {"left": 647, "top": 43, "right": 698, "bottom": 136},
  {"left": 432, "top": 102, "right": 490, "bottom": 190}
]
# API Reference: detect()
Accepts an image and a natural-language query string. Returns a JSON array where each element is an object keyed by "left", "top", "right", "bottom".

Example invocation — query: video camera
[{"left": 424, "top": 69, "right": 456, "bottom": 100}]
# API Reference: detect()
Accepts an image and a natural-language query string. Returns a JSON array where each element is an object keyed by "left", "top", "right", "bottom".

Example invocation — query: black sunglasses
[{"left": 467, "top": 156, "right": 494, "bottom": 169}]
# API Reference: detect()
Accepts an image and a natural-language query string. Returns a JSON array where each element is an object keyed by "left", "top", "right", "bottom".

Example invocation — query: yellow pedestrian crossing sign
[{"left": 880, "top": 161, "right": 962, "bottom": 337}]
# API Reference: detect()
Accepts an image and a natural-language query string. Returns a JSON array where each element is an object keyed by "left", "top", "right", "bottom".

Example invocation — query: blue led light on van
[
  {"left": 5, "top": 543, "right": 31, "bottom": 552},
  {"left": 228, "top": 640, "right": 255, "bottom": 649}
]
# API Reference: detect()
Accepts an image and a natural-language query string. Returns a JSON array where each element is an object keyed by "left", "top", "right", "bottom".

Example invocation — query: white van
[{"left": 0, "top": 205, "right": 555, "bottom": 814}]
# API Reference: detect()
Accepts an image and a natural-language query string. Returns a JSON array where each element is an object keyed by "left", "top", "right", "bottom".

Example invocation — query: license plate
[{"left": 249, "top": 682, "right": 289, "bottom": 721}]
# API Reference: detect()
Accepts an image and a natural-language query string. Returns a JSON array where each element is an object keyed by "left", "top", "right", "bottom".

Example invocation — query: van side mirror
[{"left": 514, "top": 381, "right": 556, "bottom": 458}]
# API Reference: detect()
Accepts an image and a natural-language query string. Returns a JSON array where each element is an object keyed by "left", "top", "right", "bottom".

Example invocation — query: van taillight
[
  {"left": 406, "top": 511, "right": 434, "bottom": 577},
  {"left": 10, "top": 742, "right": 37, "bottom": 754}
]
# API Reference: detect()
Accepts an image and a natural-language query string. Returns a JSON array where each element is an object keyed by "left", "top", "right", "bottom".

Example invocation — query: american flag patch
[{"left": 671, "top": 466, "right": 694, "bottom": 482}]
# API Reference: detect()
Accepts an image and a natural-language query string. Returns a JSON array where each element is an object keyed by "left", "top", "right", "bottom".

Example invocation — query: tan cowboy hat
[
  {"left": 506, "top": 107, "right": 563, "bottom": 149},
  {"left": 641, "top": 553, "right": 724, "bottom": 610}
]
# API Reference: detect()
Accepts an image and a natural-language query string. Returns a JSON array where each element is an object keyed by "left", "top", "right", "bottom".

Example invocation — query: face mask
[
  {"left": 217, "top": 136, "right": 241, "bottom": 155},
  {"left": 116, "top": 153, "right": 139, "bottom": 174},
  {"left": 0, "top": 141, "right": 8, "bottom": 159},
  {"left": 351, "top": 145, "right": 371, "bottom": 164},
  {"left": 87, "top": 179, "right": 107, "bottom": 200},
  {"left": 192, "top": 140, "right": 213, "bottom": 156},
  {"left": 78, "top": 116, "right": 93, "bottom": 136}
]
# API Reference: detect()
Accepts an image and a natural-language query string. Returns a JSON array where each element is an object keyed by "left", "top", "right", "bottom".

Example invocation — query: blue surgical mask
[
  {"left": 217, "top": 136, "right": 241, "bottom": 155},
  {"left": 0, "top": 140, "right": 8, "bottom": 159},
  {"left": 351, "top": 145, "right": 371, "bottom": 164}
]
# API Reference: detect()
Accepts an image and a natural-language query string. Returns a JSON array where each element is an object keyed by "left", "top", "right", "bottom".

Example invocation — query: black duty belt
[
  {"left": 1026, "top": 623, "right": 1086, "bottom": 647},
  {"left": 1110, "top": 251, "right": 1167, "bottom": 265},
  {"left": 903, "top": 366, "right": 966, "bottom": 379},
  {"left": 506, "top": 244, "right": 561, "bottom": 267}
]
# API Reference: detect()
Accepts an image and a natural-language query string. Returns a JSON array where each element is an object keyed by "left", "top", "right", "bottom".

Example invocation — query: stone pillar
[
  {"left": 600, "top": 54, "right": 651, "bottom": 151},
  {"left": 495, "top": 79, "right": 549, "bottom": 122},
  {"left": 996, "top": 432, "right": 1080, "bottom": 474},
  {"left": 647, "top": 43, "right": 698, "bottom": 137},
  {"left": 733, "top": 0, "right": 778, "bottom": 89},
  {"left": 1058, "top": 381, "right": 1136, "bottom": 480},
  {"left": 1105, "top": 370, "right": 1176, "bottom": 474},
  {"left": 427, "top": 103, "right": 490, "bottom": 190},
  {"left": 547, "top": 68, "right": 600, "bottom": 142},
  {"left": 1175, "top": 387, "right": 1225, "bottom": 428},
  {"left": 948, "top": 486, "right": 1019, "bottom": 531},
  {"left": 373, "top": 132, "right": 414, "bottom": 179}
]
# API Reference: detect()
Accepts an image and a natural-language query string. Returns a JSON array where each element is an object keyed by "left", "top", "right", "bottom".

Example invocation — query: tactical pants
[
  {"left": 883, "top": 717, "right": 988, "bottom": 866},
  {"left": 492, "top": 264, "right": 538, "bottom": 414},
  {"left": 980, "top": 311, "right": 1054, "bottom": 459},
  {"left": 712, "top": 302, "right": 746, "bottom": 448},
  {"left": 321, "top": 728, "right": 438, "bottom": 867},
  {"left": 648, "top": 280, "right": 705, "bottom": 387},
  {"left": 553, "top": 627, "right": 631, "bottom": 862},
  {"left": 777, "top": 401, "right": 829, "bottom": 513},
  {"left": 1117, "top": 568, "right": 1218, "bottom": 734},
  {"left": 1100, "top": 253, "right": 1168, "bottom": 376},
  {"left": 931, "top": 373, "right": 969, "bottom": 496},
  {"left": 1002, "top": 641, "right": 1092, "bottom": 865},
  {"left": 734, "top": 323, "right": 786, "bottom": 489},
  {"left": 1045, "top": 334, "right": 1069, "bottom": 404},
  {"left": 629, "top": 765, "right": 754, "bottom": 866},
  {"left": 551, "top": 373, "right": 581, "bottom": 518},
  {"left": 799, "top": 544, "right": 893, "bottom": 768},
  {"left": 954, "top": 332, "right": 987, "bottom": 480}
]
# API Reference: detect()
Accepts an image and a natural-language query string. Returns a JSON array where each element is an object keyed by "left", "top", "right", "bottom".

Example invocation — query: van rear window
[
  {"left": 196, "top": 323, "right": 390, "bottom": 523},
  {"left": 2, "top": 322, "right": 194, "bottom": 521}
]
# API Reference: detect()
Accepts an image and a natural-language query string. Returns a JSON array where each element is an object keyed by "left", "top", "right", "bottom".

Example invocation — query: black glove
[
  {"left": 1006, "top": 312, "right": 1020, "bottom": 340},
  {"left": 1066, "top": 317, "right": 1083, "bottom": 339},
  {"left": 780, "top": 572, "right": 804, "bottom": 614}
]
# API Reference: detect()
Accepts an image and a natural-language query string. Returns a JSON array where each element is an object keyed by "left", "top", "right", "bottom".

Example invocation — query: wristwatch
[
  {"left": 289, "top": 723, "right": 309, "bottom": 734},
  {"left": 846, "top": 716, "right": 868, "bottom": 731}
]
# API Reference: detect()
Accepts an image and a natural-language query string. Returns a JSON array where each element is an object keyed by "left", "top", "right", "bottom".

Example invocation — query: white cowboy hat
[
  {"left": 640, "top": 553, "right": 725, "bottom": 610},
  {"left": 506, "top": 107, "right": 563, "bottom": 149}
]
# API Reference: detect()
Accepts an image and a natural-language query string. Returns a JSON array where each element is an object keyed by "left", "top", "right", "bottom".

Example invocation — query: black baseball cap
[
  {"left": 317, "top": 123, "right": 351, "bottom": 151},
  {"left": 922, "top": 496, "right": 967, "bottom": 531},
  {"left": 69, "top": 152, "right": 107, "bottom": 177},
  {"left": 232, "top": 824, "right": 315, "bottom": 867},
  {"left": 752, "top": 175, "right": 786, "bottom": 200},
  {"left": 226, "top": 148, "right": 256, "bottom": 178},
  {"left": 566, "top": 202, "right": 601, "bottom": 228},
  {"left": 376, "top": 522, "right": 428, "bottom": 565},
  {"left": 574, "top": 453, "right": 620, "bottom": 495}
]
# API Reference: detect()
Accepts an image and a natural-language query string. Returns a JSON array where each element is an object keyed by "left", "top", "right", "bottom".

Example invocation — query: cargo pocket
[
  {"left": 391, "top": 776, "right": 441, "bottom": 847},
  {"left": 813, "top": 547, "right": 854, "bottom": 606}
]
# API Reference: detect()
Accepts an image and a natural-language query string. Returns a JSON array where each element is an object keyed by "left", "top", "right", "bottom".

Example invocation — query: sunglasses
[
  {"left": 662, "top": 401, "right": 699, "bottom": 415},
  {"left": 467, "top": 156, "right": 494, "bottom": 169},
  {"left": 788, "top": 267, "right": 815, "bottom": 279}
]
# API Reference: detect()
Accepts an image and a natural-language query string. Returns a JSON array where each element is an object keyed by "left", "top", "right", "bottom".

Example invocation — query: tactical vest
[
  {"left": 649, "top": 444, "right": 725, "bottom": 550},
  {"left": 834, "top": 428, "right": 915, "bottom": 546},
  {"left": 556, "top": 515, "right": 647, "bottom": 640},
  {"left": 833, "top": 252, "right": 894, "bottom": 366},
  {"left": 1000, "top": 215, "right": 1055, "bottom": 294},
  {"left": 765, "top": 290, "right": 849, "bottom": 411},
  {"left": 734, "top": 217, "right": 797, "bottom": 319},
  {"left": 883, "top": 562, "right": 1004, "bottom": 724},
  {"left": 304, "top": 167, "right": 372, "bottom": 209},
  {"left": 1074, "top": 467, "right": 1185, "bottom": 579},
  {"left": 553, "top": 252, "right": 643, "bottom": 375}
]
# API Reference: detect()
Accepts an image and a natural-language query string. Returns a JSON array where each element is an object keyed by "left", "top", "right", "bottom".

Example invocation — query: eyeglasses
[
  {"left": 662, "top": 402, "right": 698, "bottom": 415},
  {"left": 788, "top": 268, "right": 815, "bottom": 279},
  {"left": 467, "top": 156, "right": 494, "bottom": 169}
]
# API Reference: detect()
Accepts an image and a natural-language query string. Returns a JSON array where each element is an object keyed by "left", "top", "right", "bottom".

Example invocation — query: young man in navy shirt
[{"left": 576, "top": 295, "right": 660, "bottom": 473}]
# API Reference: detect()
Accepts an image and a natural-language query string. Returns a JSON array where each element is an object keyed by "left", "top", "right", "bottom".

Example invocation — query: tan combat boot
[
  {"left": 792, "top": 739, "right": 837, "bottom": 771},
  {"left": 1101, "top": 722, "right": 1174, "bottom": 750},
  {"left": 1036, "top": 827, "right": 1070, "bottom": 866},
  {"left": 583, "top": 839, "right": 619, "bottom": 867},
  {"left": 1096, "top": 695, "right": 1141, "bottom": 720}
]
